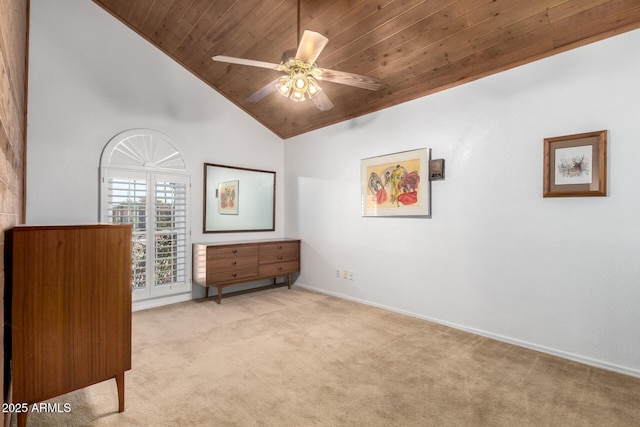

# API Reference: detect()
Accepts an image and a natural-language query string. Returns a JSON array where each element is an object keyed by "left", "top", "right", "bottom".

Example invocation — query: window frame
[{"left": 99, "top": 129, "right": 191, "bottom": 302}]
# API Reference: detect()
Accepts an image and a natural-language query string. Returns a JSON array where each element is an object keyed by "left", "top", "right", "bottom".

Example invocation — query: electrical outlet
[
  {"left": 349, "top": 270, "right": 354, "bottom": 281},
  {"left": 336, "top": 268, "right": 341, "bottom": 278},
  {"left": 342, "top": 269, "right": 349, "bottom": 279}
]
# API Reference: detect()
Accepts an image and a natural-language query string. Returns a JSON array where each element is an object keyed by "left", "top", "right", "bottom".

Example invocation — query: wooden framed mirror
[{"left": 203, "top": 163, "right": 275, "bottom": 233}]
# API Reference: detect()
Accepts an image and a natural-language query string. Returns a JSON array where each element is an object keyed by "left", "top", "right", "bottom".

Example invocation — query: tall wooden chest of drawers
[
  {"left": 9, "top": 224, "right": 132, "bottom": 426},
  {"left": 192, "top": 239, "right": 300, "bottom": 303}
]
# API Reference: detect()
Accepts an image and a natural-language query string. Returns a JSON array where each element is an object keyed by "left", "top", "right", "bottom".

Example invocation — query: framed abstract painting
[{"left": 361, "top": 148, "right": 430, "bottom": 216}]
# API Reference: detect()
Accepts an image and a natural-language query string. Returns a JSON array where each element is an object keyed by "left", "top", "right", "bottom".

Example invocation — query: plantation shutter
[
  {"left": 154, "top": 176, "right": 188, "bottom": 287},
  {"left": 105, "top": 172, "right": 149, "bottom": 291}
]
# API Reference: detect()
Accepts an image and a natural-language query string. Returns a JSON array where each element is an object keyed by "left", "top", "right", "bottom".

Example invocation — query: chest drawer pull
[{"left": 232, "top": 260, "right": 237, "bottom": 265}]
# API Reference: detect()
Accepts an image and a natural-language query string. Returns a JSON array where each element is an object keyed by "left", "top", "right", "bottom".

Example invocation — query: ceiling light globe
[
  {"left": 307, "top": 77, "right": 322, "bottom": 98},
  {"left": 290, "top": 89, "right": 306, "bottom": 102},
  {"left": 276, "top": 76, "right": 292, "bottom": 98},
  {"left": 293, "top": 73, "right": 307, "bottom": 91}
]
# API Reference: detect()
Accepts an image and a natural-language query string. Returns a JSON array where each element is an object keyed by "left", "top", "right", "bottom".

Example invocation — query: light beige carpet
[{"left": 15, "top": 286, "right": 640, "bottom": 426}]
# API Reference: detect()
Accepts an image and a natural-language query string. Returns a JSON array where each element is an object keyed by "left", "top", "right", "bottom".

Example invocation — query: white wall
[
  {"left": 26, "top": 0, "right": 285, "bottom": 304},
  {"left": 285, "top": 29, "right": 640, "bottom": 377}
]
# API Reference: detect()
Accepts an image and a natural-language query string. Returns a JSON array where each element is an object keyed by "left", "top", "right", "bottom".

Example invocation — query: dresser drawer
[
  {"left": 259, "top": 261, "right": 299, "bottom": 277},
  {"left": 208, "top": 267, "right": 258, "bottom": 283},
  {"left": 207, "top": 256, "right": 258, "bottom": 271},
  {"left": 207, "top": 245, "right": 258, "bottom": 259},
  {"left": 259, "top": 242, "right": 299, "bottom": 264}
]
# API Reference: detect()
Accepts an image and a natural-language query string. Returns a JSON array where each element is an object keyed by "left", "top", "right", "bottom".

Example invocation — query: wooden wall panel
[{"left": 0, "top": 0, "right": 28, "bottom": 417}]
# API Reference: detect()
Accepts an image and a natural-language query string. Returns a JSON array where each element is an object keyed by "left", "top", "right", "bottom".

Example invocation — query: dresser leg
[
  {"left": 205, "top": 286, "right": 209, "bottom": 298},
  {"left": 217, "top": 287, "right": 222, "bottom": 304},
  {"left": 115, "top": 372, "right": 125, "bottom": 412},
  {"left": 287, "top": 274, "right": 292, "bottom": 289}
]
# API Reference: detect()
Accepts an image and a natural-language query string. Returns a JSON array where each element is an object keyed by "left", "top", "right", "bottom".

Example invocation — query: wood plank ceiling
[{"left": 93, "top": 0, "right": 640, "bottom": 139}]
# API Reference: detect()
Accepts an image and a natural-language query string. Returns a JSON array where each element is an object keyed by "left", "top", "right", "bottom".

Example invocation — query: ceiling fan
[{"left": 212, "top": 3, "right": 382, "bottom": 111}]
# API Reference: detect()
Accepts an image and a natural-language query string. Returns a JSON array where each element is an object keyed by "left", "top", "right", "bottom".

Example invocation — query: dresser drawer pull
[
  {"left": 232, "top": 249, "right": 238, "bottom": 254},
  {"left": 232, "top": 273, "right": 237, "bottom": 277},
  {"left": 277, "top": 256, "right": 283, "bottom": 260},
  {"left": 277, "top": 245, "right": 282, "bottom": 249},
  {"left": 232, "top": 261, "right": 237, "bottom": 265},
  {"left": 278, "top": 266, "right": 283, "bottom": 271}
]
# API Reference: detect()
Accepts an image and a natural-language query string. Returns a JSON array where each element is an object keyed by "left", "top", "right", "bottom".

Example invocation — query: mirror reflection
[{"left": 203, "top": 163, "right": 275, "bottom": 233}]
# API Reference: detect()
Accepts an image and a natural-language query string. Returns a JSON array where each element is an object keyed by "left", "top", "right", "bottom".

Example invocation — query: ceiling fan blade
[
  {"left": 212, "top": 55, "right": 280, "bottom": 70},
  {"left": 295, "top": 30, "right": 329, "bottom": 64},
  {"left": 245, "top": 78, "right": 280, "bottom": 103},
  {"left": 310, "top": 90, "right": 334, "bottom": 111},
  {"left": 317, "top": 68, "right": 382, "bottom": 91}
]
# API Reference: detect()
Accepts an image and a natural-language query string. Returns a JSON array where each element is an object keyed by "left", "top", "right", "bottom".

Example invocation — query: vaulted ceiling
[{"left": 93, "top": 0, "right": 640, "bottom": 139}]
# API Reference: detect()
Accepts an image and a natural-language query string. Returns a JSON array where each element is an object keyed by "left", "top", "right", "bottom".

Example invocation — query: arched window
[{"left": 100, "top": 129, "right": 190, "bottom": 303}]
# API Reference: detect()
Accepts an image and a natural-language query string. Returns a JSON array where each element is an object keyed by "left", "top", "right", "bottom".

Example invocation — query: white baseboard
[
  {"left": 296, "top": 283, "right": 640, "bottom": 379},
  {"left": 133, "top": 292, "right": 192, "bottom": 312}
]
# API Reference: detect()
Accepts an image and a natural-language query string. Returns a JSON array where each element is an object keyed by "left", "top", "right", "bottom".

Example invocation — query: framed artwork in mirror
[
  {"left": 543, "top": 130, "right": 607, "bottom": 197},
  {"left": 217, "top": 180, "right": 238, "bottom": 215}
]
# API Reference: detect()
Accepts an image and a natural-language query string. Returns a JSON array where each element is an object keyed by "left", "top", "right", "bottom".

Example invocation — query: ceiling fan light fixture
[
  {"left": 276, "top": 70, "right": 322, "bottom": 103},
  {"left": 276, "top": 76, "right": 293, "bottom": 98},
  {"left": 306, "top": 76, "right": 322, "bottom": 98},
  {"left": 290, "top": 85, "right": 306, "bottom": 102},
  {"left": 293, "top": 72, "right": 307, "bottom": 90},
  {"left": 290, "top": 72, "right": 308, "bottom": 102}
]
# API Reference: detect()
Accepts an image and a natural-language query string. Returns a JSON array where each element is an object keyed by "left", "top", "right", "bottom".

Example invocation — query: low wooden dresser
[{"left": 192, "top": 239, "right": 300, "bottom": 303}]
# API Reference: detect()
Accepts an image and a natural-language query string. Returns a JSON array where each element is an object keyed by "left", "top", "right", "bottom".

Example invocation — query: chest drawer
[
  {"left": 208, "top": 245, "right": 258, "bottom": 259},
  {"left": 259, "top": 242, "right": 300, "bottom": 264}
]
